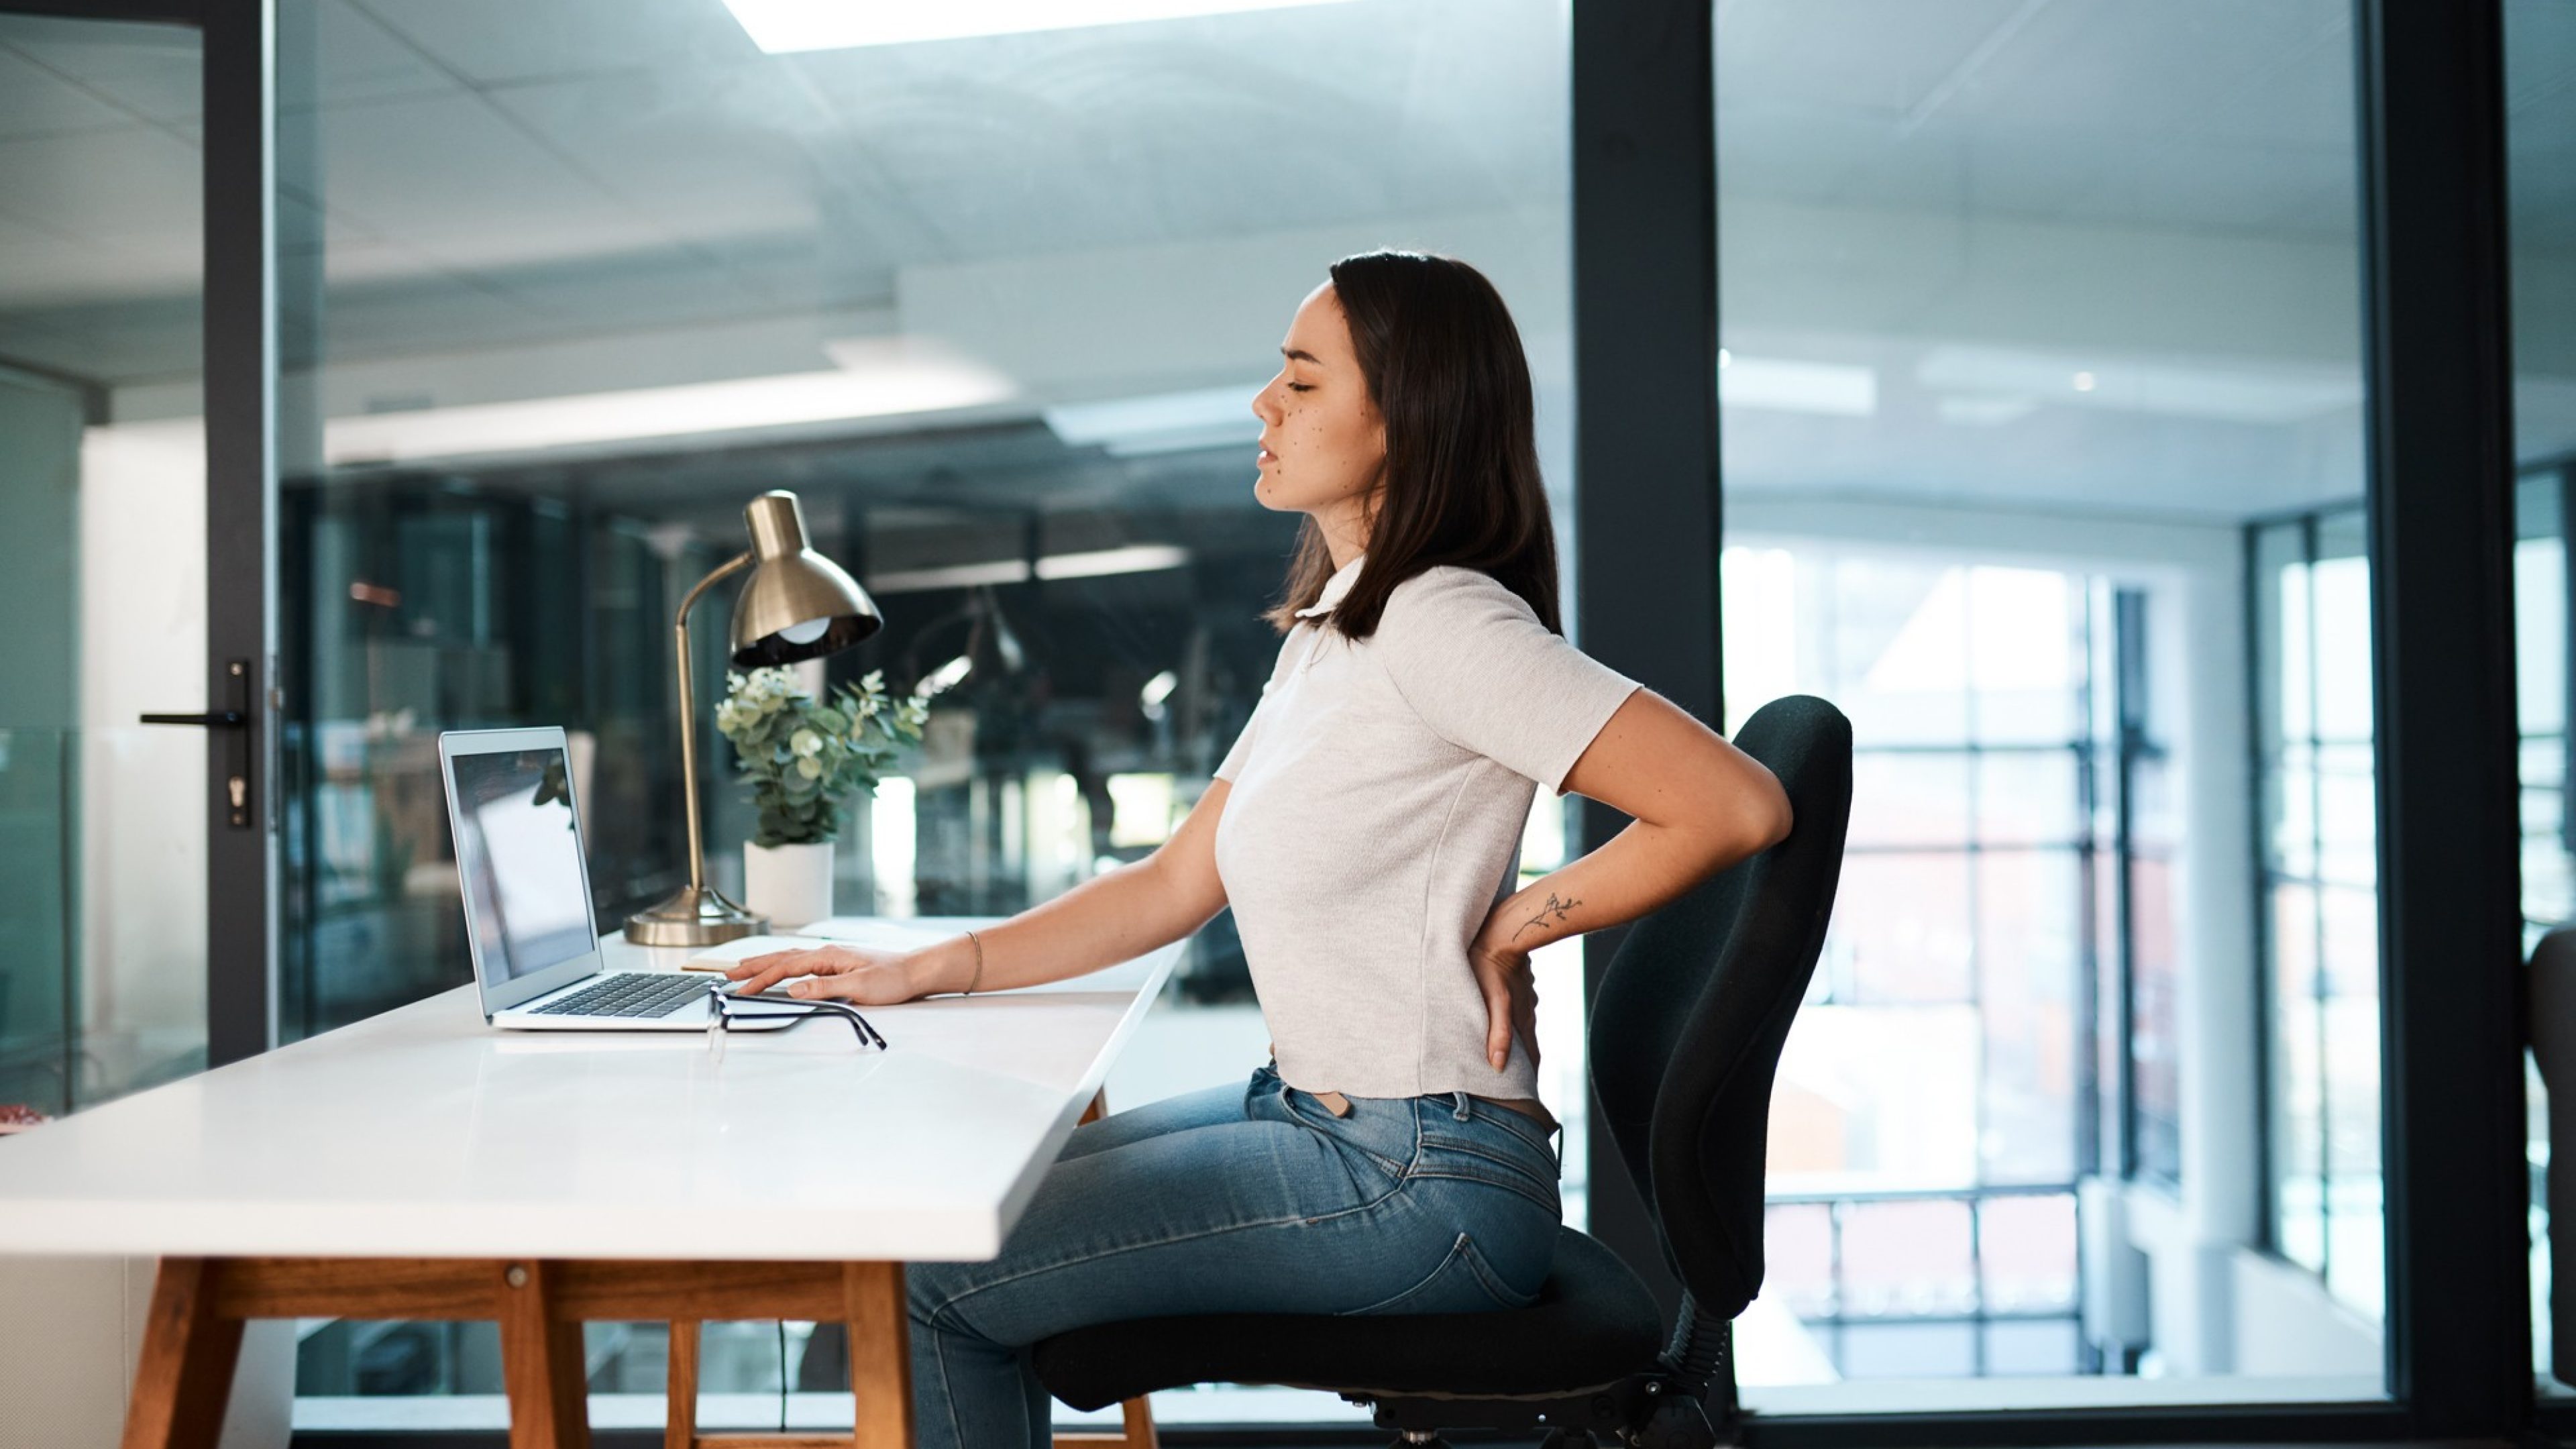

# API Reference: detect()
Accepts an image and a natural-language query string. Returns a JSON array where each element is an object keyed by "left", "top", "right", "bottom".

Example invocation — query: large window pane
[
  {"left": 1718, "top": 0, "right": 2378, "bottom": 1405},
  {"left": 2508, "top": 0, "right": 2576, "bottom": 1395},
  {"left": 272, "top": 1, "right": 1572, "bottom": 1434}
]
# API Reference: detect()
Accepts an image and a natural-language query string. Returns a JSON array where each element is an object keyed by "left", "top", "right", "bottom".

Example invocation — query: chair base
[{"left": 1354, "top": 1366, "right": 1721, "bottom": 1448}]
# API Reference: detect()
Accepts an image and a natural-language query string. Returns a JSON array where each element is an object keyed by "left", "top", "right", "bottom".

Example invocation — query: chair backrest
[{"left": 1585, "top": 694, "right": 1853, "bottom": 1320}]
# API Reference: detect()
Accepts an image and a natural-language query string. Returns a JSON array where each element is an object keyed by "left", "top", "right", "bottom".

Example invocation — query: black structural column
[
  {"left": 1572, "top": 0, "right": 1721, "bottom": 1336},
  {"left": 203, "top": 0, "right": 280, "bottom": 1067},
  {"left": 2357, "top": 0, "right": 2529, "bottom": 1436}
]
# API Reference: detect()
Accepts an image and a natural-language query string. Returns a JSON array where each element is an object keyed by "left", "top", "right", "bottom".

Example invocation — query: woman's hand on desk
[{"left": 724, "top": 945, "right": 922, "bottom": 1004}]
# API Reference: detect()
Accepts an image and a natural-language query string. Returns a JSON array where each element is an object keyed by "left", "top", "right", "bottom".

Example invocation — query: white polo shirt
[{"left": 1213, "top": 552, "right": 1643, "bottom": 1104}]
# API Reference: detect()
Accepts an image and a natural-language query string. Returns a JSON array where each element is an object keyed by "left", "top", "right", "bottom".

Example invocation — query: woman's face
[{"left": 1250, "top": 282, "right": 1385, "bottom": 544}]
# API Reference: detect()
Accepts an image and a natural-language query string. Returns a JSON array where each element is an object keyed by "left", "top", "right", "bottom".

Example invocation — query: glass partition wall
[
  {"left": 2508, "top": 0, "right": 2576, "bottom": 1398},
  {"left": 266, "top": 0, "right": 1575, "bottom": 1433},
  {"left": 0, "top": 13, "right": 209, "bottom": 1119},
  {"left": 1713, "top": 0, "right": 2381, "bottom": 1407}
]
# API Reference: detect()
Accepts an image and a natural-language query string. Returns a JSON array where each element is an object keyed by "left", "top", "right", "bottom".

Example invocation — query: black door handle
[{"left": 137, "top": 659, "right": 258, "bottom": 828}]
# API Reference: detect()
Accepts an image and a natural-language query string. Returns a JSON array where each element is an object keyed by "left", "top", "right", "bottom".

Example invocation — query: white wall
[
  {"left": 0, "top": 1258, "right": 291, "bottom": 1449},
  {"left": 76, "top": 421, "right": 209, "bottom": 1102}
]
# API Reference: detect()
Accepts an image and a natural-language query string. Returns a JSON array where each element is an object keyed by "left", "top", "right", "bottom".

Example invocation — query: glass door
[{"left": 0, "top": 2, "right": 273, "bottom": 1119}]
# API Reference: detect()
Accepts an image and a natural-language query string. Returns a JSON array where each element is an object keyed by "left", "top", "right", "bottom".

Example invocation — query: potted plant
[{"left": 714, "top": 665, "right": 928, "bottom": 928}]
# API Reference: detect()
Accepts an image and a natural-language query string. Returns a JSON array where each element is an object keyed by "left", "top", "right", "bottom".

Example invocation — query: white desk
[{"left": 0, "top": 920, "right": 1183, "bottom": 1449}]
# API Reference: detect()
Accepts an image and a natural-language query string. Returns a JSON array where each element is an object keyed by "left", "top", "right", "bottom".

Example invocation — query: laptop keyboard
[{"left": 531, "top": 972, "right": 717, "bottom": 1019}]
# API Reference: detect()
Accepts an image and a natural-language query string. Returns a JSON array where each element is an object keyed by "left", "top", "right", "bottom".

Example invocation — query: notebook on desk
[{"left": 679, "top": 920, "right": 963, "bottom": 973}]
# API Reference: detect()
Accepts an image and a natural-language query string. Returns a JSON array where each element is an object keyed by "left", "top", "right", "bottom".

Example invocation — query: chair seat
[{"left": 1031, "top": 1226, "right": 1666, "bottom": 1411}]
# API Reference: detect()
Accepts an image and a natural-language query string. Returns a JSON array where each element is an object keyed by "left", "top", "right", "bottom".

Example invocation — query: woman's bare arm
[
  {"left": 1464, "top": 688, "right": 1792, "bottom": 1069},
  {"left": 721, "top": 773, "right": 1231, "bottom": 1000}
]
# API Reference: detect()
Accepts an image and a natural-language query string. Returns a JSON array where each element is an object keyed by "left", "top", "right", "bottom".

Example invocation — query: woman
[{"left": 724, "top": 250, "right": 1794, "bottom": 1448}]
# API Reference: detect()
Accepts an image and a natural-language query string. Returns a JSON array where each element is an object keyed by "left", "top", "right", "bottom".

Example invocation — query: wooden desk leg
[
  {"left": 665, "top": 1319, "right": 700, "bottom": 1449},
  {"left": 123, "top": 1258, "right": 246, "bottom": 1449},
  {"left": 845, "top": 1262, "right": 912, "bottom": 1446},
  {"left": 1051, "top": 1395, "right": 1163, "bottom": 1449},
  {"left": 500, "top": 1260, "right": 591, "bottom": 1449}
]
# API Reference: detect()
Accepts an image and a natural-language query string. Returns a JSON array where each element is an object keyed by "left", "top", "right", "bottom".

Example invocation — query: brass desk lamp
[{"left": 625, "top": 490, "right": 881, "bottom": 947}]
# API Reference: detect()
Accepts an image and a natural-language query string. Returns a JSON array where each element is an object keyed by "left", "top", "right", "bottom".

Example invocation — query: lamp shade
[{"left": 729, "top": 490, "right": 881, "bottom": 665}]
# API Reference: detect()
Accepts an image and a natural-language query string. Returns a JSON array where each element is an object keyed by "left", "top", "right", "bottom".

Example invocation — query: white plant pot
[{"left": 743, "top": 840, "right": 834, "bottom": 930}]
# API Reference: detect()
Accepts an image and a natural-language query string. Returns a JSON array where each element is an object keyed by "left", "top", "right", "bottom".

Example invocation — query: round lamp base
[{"left": 625, "top": 883, "right": 769, "bottom": 948}]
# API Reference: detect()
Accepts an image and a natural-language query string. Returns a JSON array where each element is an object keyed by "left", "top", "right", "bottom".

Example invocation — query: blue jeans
[{"left": 904, "top": 1060, "right": 1564, "bottom": 1448}]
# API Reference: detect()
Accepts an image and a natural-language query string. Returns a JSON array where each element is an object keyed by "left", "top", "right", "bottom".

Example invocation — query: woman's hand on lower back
[
  {"left": 1465, "top": 934, "right": 1542, "bottom": 1075},
  {"left": 722, "top": 944, "right": 922, "bottom": 1004}
]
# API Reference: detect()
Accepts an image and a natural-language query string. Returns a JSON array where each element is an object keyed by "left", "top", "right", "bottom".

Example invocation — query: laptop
[{"left": 439, "top": 726, "right": 799, "bottom": 1033}]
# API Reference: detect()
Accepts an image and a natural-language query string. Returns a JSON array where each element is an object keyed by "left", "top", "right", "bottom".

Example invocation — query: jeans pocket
[
  {"left": 1336, "top": 1231, "right": 1538, "bottom": 1316},
  {"left": 1412, "top": 1132, "right": 1561, "bottom": 1218}
]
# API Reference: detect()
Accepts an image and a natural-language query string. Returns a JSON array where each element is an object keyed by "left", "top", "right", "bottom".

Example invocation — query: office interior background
[{"left": 0, "top": 0, "right": 2563, "bottom": 1442}]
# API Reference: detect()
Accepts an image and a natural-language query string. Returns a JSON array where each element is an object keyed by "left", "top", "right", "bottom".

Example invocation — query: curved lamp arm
[{"left": 673, "top": 550, "right": 755, "bottom": 894}]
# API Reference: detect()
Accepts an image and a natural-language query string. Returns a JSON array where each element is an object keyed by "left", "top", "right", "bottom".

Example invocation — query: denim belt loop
[{"left": 1448, "top": 1091, "right": 1472, "bottom": 1122}]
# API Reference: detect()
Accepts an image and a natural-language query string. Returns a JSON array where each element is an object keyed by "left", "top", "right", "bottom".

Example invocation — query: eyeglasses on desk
[{"left": 708, "top": 987, "right": 888, "bottom": 1063}]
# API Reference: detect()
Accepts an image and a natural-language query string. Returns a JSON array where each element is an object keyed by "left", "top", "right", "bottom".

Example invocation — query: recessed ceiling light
[
  {"left": 1042, "top": 384, "right": 1263, "bottom": 455},
  {"left": 722, "top": 0, "right": 1362, "bottom": 53},
  {"left": 323, "top": 339, "right": 1018, "bottom": 466},
  {"left": 2072, "top": 371, "right": 2098, "bottom": 392},
  {"left": 864, "top": 545, "right": 1193, "bottom": 596},
  {"left": 1937, "top": 395, "right": 2039, "bottom": 428},
  {"left": 1717, "top": 356, "right": 1878, "bottom": 417},
  {"left": 1919, "top": 346, "right": 2359, "bottom": 423}
]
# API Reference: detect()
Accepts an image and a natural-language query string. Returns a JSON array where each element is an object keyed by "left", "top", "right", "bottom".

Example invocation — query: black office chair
[{"left": 1033, "top": 694, "right": 1854, "bottom": 1448}]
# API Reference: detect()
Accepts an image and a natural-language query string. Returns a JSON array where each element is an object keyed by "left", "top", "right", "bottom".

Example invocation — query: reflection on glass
[
  {"left": 269, "top": 0, "right": 1574, "bottom": 1427},
  {"left": 1719, "top": 0, "right": 2376, "bottom": 1401},
  {"left": 0, "top": 15, "right": 208, "bottom": 1116}
]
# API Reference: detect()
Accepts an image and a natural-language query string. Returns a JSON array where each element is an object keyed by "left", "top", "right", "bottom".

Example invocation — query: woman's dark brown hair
[{"left": 1260, "top": 250, "right": 1563, "bottom": 641}]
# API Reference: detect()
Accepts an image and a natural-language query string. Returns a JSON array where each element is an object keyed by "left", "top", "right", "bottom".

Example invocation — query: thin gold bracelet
[{"left": 962, "top": 928, "right": 985, "bottom": 996}]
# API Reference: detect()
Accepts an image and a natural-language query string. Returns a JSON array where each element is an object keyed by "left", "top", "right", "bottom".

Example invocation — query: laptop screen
[{"left": 449, "top": 745, "right": 594, "bottom": 987}]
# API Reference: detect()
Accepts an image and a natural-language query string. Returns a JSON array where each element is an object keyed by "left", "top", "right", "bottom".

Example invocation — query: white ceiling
[
  {"left": 0, "top": 0, "right": 2571, "bottom": 523},
  {"left": 0, "top": 0, "right": 1564, "bottom": 374}
]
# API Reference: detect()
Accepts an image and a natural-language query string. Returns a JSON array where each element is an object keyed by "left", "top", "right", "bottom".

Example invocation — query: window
[
  {"left": 2251, "top": 508, "right": 2381, "bottom": 1320},
  {"left": 2517, "top": 468, "right": 2566, "bottom": 1392},
  {"left": 2508, "top": 0, "right": 2576, "bottom": 1393},
  {"left": 1714, "top": 0, "right": 2379, "bottom": 1403},
  {"left": 1729, "top": 543, "right": 2153, "bottom": 1381}
]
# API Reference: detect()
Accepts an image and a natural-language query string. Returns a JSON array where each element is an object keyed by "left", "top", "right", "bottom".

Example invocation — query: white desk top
[{"left": 0, "top": 920, "right": 1181, "bottom": 1262}]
